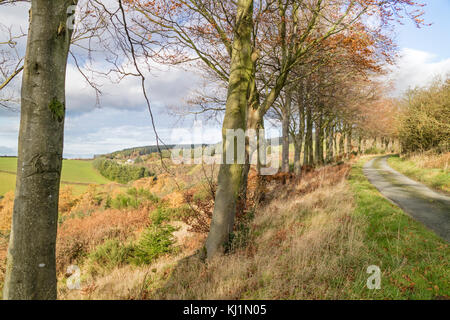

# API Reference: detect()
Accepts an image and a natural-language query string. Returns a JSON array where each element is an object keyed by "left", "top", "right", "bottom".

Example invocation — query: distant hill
[
  {"left": 96, "top": 136, "right": 286, "bottom": 160},
  {"left": 96, "top": 144, "right": 211, "bottom": 160}
]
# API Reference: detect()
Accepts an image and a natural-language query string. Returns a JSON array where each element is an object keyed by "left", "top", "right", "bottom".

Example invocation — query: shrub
[
  {"left": 109, "top": 188, "right": 160, "bottom": 210},
  {"left": 59, "top": 186, "right": 78, "bottom": 215},
  {"left": 112, "top": 193, "right": 140, "bottom": 209},
  {"left": 87, "top": 239, "right": 135, "bottom": 274},
  {"left": 150, "top": 207, "right": 170, "bottom": 225},
  {"left": 131, "top": 224, "right": 178, "bottom": 265},
  {"left": 398, "top": 76, "right": 450, "bottom": 153}
]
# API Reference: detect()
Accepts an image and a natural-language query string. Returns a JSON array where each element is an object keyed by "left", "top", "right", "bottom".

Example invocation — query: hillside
[
  {"left": 42, "top": 156, "right": 447, "bottom": 300},
  {"left": 1, "top": 153, "right": 448, "bottom": 299},
  {"left": 98, "top": 144, "right": 211, "bottom": 160}
]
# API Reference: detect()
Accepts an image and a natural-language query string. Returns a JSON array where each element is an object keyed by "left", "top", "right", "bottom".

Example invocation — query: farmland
[{"left": 0, "top": 157, "right": 111, "bottom": 196}]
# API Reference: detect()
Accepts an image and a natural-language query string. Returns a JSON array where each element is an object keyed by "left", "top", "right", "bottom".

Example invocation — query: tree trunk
[
  {"left": 346, "top": 126, "right": 352, "bottom": 159},
  {"left": 339, "top": 131, "right": 345, "bottom": 157},
  {"left": 281, "top": 89, "right": 291, "bottom": 173},
  {"left": 314, "top": 113, "right": 324, "bottom": 165},
  {"left": 239, "top": 98, "right": 260, "bottom": 214},
  {"left": 3, "top": 0, "right": 76, "bottom": 300},
  {"left": 293, "top": 141, "right": 300, "bottom": 174},
  {"left": 333, "top": 129, "right": 338, "bottom": 158},
  {"left": 326, "top": 124, "right": 333, "bottom": 163},
  {"left": 293, "top": 131, "right": 303, "bottom": 175},
  {"left": 303, "top": 136, "right": 309, "bottom": 167},
  {"left": 205, "top": 0, "right": 253, "bottom": 259},
  {"left": 304, "top": 106, "right": 313, "bottom": 166},
  {"left": 357, "top": 135, "right": 362, "bottom": 155}
]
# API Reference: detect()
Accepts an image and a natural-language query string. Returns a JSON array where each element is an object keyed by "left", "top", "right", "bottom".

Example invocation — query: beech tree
[
  {"left": 3, "top": 0, "right": 78, "bottom": 299},
  {"left": 2, "top": 0, "right": 144, "bottom": 300}
]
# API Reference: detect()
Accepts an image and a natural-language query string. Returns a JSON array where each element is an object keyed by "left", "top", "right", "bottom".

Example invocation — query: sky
[{"left": 0, "top": 1, "right": 449, "bottom": 158}]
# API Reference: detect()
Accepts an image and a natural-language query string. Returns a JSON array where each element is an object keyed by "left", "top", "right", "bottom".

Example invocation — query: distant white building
[{"left": 126, "top": 159, "right": 135, "bottom": 164}]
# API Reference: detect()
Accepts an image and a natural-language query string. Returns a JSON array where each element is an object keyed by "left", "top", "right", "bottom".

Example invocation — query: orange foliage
[
  {"left": 68, "top": 184, "right": 102, "bottom": 216},
  {"left": 163, "top": 191, "right": 185, "bottom": 208},
  {"left": 261, "top": 164, "right": 351, "bottom": 201},
  {"left": 0, "top": 192, "right": 14, "bottom": 233},
  {"left": 132, "top": 174, "right": 181, "bottom": 196},
  {"left": 0, "top": 192, "right": 14, "bottom": 287},
  {"left": 59, "top": 186, "right": 79, "bottom": 216},
  {"left": 181, "top": 187, "right": 214, "bottom": 234},
  {"left": 294, "top": 164, "right": 351, "bottom": 195}
]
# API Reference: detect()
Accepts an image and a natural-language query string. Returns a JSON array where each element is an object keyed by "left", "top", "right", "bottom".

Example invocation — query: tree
[
  {"left": 204, "top": 0, "right": 253, "bottom": 258},
  {"left": 398, "top": 76, "right": 450, "bottom": 153},
  {"left": 3, "top": 0, "right": 78, "bottom": 300}
]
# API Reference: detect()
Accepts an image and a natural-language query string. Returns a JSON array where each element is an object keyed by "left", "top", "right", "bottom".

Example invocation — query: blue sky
[
  {"left": 0, "top": 1, "right": 449, "bottom": 158},
  {"left": 395, "top": 0, "right": 450, "bottom": 60}
]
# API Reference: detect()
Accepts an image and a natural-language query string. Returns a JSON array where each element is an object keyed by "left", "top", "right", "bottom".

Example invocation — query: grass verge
[
  {"left": 387, "top": 154, "right": 449, "bottom": 194},
  {"left": 347, "top": 158, "right": 449, "bottom": 299}
]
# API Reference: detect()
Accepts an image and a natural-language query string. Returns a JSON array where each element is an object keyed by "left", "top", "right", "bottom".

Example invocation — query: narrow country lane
[{"left": 363, "top": 155, "right": 450, "bottom": 242}]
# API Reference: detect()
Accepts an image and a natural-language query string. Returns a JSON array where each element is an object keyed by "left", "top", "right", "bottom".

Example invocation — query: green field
[
  {"left": 0, "top": 157, "right": 111, "bottom": 196},
  {"left": 0, "top": 172, "right": 16, "bottom": 196}
]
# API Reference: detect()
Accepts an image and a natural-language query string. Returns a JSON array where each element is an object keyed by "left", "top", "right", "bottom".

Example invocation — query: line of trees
[
  {"left": 99, "top": 144, "right": 209, "bottom": 160},
  {"left": 93, "top": 158, "right": 154, "bottom": 184},
  {"left": 125, "top": 0, "right": 422, "bottom": 258}
]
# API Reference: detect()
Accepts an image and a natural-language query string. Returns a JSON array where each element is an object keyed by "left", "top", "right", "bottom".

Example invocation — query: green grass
[
  {"left": 347, "top": 158, "right": 449, "bottom": 299},
  {"left": 0, "top": 172, "right": 16, "bottom": 196},
  {"left": 387, "top": 155, "right": 449, "bottom": 193},
  {"left": 59, "top": 160, "right": 111, "bottom": 184},
  {"left": 0, "top": 157, "right": 18, "bottom": 172},
  {"left": 0, "top": 157, "right": 112, "bottom": 196}
]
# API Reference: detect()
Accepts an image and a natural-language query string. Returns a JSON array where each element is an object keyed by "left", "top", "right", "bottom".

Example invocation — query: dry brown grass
[
  {"left": 407, "top": 152, "right": 449, "bottom": 171},
  {"left": 146, "top": 167, "right": 363, "bottom": 299},
  {"left": 56, "top": 206, "right": 152, "bottom": 274},
  {"left": 0, "top": 191, "right": 13, "bottom": 233},
  {"left": 0, "top": 192, "right": 14, "bottom": 289},
  {"left": 58, "top": 221, "right": 205, "bottom": 300},
  {"left": 56, "top": 163, "right": 362, "bottom": 300},
  {"left": 1, "top": 161, "right": 366, "bottom": 299},
  {"left": 65, "top": 164, "right": 358, "bottom": 300}
]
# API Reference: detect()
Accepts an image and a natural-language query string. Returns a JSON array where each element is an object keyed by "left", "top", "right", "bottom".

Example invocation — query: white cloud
[
  {"left": 65, "top": 61, "right": 200, "bottom": 114},
  {"left": 0, "top": 2, "right": 29, "bottom": 29},
  {"left": 0, "top": 116, "right": 20, "bottom": 155},
  {"left": 388, "top": 48, "right": 450, "bottom": 96}
]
